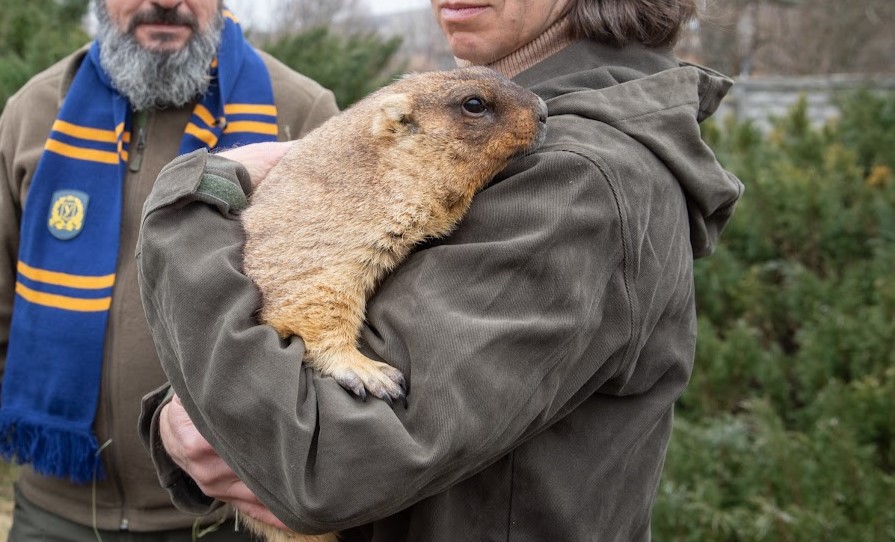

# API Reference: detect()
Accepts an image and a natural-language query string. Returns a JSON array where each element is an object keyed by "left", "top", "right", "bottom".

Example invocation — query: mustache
[{"left": 127, "top": 5, "right": 199, "bottom": 32}]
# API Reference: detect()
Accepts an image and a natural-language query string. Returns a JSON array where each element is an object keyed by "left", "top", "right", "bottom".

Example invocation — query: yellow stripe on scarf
[
  {"left": 15, "top": 282, "right": 112, "bottom": 313},
  {"left": 193, "top": 104, "right": 218, "bottom": 128},
  {"left": 225, "top": 104, "right": 277, "bottom": 117},
  {"left": 44, "top": 139, "right": 119, "bottom": 165},
  {"left": 18, "top": 261, "right": 115, "bottom": 289},
  {"left": 185, "top": 123, "right": 220, "bottom": 147},
  {"left": 224, "top": 121, "right": 278, "bottom": 136},
  {"left": 52, "top": 120, "right": 118, "bottom": 143}
]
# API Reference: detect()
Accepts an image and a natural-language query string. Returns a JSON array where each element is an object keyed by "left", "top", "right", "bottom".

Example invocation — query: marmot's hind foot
[{"left": 328, "top": 351, "right": 407, "bottom": 407}]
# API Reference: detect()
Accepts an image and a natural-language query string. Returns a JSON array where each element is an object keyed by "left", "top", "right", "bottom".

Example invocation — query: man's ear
[{"left": 371, "top": 93, "right": 418, "bottom": 137}]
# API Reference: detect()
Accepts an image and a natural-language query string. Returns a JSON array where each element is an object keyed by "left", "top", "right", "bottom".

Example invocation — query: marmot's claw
[
  {"left": 367, "top": 377, "right": 405, "bottom": 406},
  {"left": 387, "top": 387, "right": 408, "bottom": 409},
  {"left": 332, "top": 361, "right": 405, "bottom": 406},
  {"left": 335, "top": 372, "right": 367, "bottom": 401}
]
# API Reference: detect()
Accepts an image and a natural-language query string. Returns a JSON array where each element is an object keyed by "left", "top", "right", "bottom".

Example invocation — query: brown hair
[{"left": 566, "top": 0, "right": 699, "bottom": 48}]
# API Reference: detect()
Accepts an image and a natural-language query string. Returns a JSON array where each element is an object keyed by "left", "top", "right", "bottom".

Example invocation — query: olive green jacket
[
  {"left": 138, "top": 41, "right": 743, "bottom": 541},
  {"left": 0, "top": 45, "right": 338, "bottom": 531}
]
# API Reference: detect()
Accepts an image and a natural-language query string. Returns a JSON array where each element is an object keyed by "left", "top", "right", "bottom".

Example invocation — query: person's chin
[{"left": 448, "top": 39, "right": 496, "bottom": 65}]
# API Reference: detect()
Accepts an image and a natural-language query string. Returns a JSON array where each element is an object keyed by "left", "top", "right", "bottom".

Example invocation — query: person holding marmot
[{"left": 137, "top": 0, "right": 744, "bottom": 540}]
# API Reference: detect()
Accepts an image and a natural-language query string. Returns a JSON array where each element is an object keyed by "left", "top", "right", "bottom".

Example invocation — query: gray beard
[{"left": 94, "top": 2, "right": 223, "bottom": 111}]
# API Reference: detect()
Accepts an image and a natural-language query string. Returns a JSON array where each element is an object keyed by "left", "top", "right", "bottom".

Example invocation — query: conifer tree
[
  {"left": 0, "top": 0, "right": 90, "bottom": 113},
  {"left": 262, "top": 26, "right": 403, "bottom": 110}
]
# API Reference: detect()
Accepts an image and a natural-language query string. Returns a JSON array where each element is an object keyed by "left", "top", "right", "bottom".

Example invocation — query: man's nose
[{"left": 151, "top": 0, "right": 184, "bottom": 9}]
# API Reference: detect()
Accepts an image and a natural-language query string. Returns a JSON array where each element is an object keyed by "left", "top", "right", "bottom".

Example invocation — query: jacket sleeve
[
  {"left": 0, "top": 105, "right": 17, "bottom": 384},
  {"left": 137, "top": 145, "right": 631, "bottom": 534},
  {"left": 0, "top": 90, "right": 41, "bottom": 386}
]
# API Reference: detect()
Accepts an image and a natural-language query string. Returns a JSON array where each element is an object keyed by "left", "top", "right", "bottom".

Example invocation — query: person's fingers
[
  {"left": 159, "top": 399, "right": 189, "bottom": 471},
  {"left": 217, "top": 141, "right": 294, "bottom": 186},
  {"left": 161, "top": 395, "right": 286, "bottom": 529},
  {"left": 160, "top": 395, "right": 214, "bottom": 469},
  {"left": 186, "top": 453, "right": 240, "bottom": 495},
  {"left": 162, "top": 397, "right": 239, "bottom": 492}
]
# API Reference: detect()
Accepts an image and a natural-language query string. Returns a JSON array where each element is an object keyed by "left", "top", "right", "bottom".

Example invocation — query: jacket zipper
[
  {"left": 129, "top": 109, "right": 149, "bottom": 173},
  {"left": 103, "top": 109, "right": 151, "bottom": 531}
]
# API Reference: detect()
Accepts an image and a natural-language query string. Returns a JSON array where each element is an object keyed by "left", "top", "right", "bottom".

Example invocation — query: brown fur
[{"left": 239, "top": 67, "right": 546, "bottom": 541}]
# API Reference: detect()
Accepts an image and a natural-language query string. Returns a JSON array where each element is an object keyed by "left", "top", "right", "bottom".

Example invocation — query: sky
[
  {"left": 226, "top": 0, "right": 431, "bottom": 29},
  {"left": 363, "top": 0, "right": 430, "bottom": 14}
]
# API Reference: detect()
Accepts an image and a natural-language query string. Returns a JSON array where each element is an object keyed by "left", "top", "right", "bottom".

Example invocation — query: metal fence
[{"left": 715, "top": 74, "right": 895, "bottom": 130}]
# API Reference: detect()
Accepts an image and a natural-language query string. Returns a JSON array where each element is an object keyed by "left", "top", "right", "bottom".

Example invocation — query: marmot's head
[
  {"left": 266, "top": 67, "right": 548, "bottom": 221},
  {"left": 364, "top": 66, "right": 547, "bottom": 194}
]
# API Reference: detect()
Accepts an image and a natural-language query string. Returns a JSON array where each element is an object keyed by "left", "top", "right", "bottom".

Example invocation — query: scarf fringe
[{"left": 0, "top": 413, "right": 104, "bottom": 484}]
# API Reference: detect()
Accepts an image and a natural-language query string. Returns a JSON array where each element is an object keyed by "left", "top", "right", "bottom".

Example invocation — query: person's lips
[{"left": 439, "top": 3, "right": 489, "bottom": 22}]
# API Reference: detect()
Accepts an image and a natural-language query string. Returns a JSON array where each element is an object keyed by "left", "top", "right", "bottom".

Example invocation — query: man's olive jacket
[
  {"left": 138, "top": 40, "right": 743, "bottom": 541},
  {"left": 0, "top": 45, "right": 338, "bottom": 530}
]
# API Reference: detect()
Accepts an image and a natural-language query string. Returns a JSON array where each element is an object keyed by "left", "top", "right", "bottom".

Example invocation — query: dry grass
[{"left": 0, "top": 461, "right": 17, "bottom": 542}]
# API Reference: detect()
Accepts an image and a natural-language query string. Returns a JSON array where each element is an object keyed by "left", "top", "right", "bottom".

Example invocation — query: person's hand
[
  {"left": 216, "top": 141, "right": 293, "bottom": 187},
  {"left": 159, "top": 394, "right": 288, "bottom": 529}
]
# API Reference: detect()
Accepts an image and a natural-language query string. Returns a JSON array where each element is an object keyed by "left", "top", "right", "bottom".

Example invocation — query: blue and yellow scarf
[{"left": 0, "top": 10, "right": 277, "bottom": 483}]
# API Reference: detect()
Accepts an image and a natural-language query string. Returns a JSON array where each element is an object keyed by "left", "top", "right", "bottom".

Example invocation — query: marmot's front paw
[{"left": 327, "top": 352, "right": 407, "bottom": 407}]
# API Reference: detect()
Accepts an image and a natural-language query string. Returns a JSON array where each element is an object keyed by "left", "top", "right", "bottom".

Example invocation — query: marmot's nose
[{"left": 536, "top": 97, "right": 548, "bottom": 124}]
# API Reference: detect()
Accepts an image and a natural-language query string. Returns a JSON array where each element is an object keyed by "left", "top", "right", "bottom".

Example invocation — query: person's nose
[{"left": 151, "top": 0, "right": 184, "bottom": 9}]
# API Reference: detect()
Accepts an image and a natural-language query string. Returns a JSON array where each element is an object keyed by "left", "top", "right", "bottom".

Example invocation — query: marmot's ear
[{"left": 372, "top": 93, "right": 418, "bottom": 137}]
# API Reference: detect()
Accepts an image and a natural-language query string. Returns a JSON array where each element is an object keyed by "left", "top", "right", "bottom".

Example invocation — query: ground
[{"left": 0, "top": 462, "right": 16, "bottom": 542}]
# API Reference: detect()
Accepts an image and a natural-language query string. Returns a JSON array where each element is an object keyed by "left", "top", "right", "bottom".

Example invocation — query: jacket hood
[{"left": 515, "top": 41, "right": 744, "bottom": 258}]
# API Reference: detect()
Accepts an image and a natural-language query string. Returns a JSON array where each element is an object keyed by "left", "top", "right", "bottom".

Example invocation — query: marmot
[{"left": 239, "top": 67, "right": 546, "bottom": 541}]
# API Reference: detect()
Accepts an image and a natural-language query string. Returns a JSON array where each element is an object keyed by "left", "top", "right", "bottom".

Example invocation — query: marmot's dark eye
[{"left": 461, "top": 97, "right": 488, "bottom": 117}]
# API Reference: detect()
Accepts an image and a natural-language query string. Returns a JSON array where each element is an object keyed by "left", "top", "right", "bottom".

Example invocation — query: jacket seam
[{"left": 555, "top": 146, "right": 638, "bottom": 379}]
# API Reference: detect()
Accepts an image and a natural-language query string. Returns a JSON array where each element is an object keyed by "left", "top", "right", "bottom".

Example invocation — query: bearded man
[{"left": 0, "top": 1, "right": 338, "bottom": 540}]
